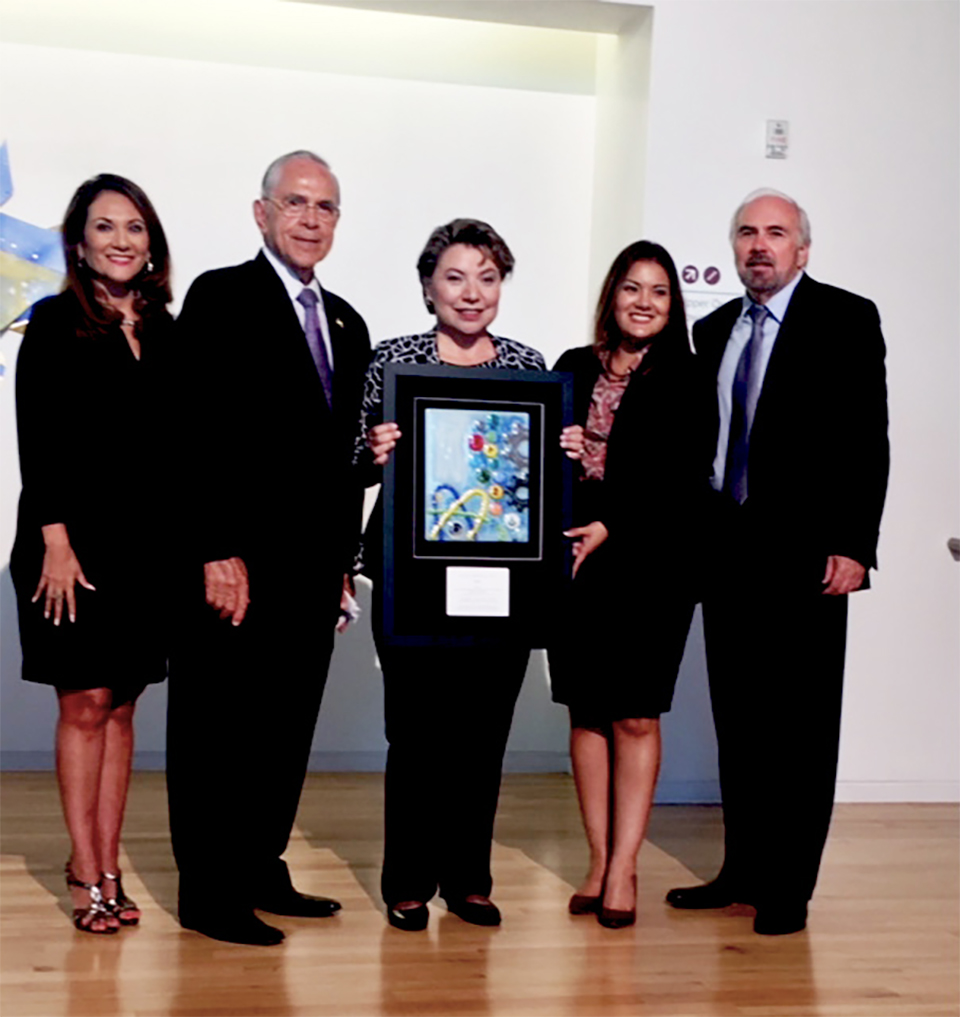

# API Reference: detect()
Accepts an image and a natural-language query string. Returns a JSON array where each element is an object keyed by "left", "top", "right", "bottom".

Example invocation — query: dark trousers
[
  {"left": 167, "top": 572, "right": 337, "bottom": 913},
  {"left": 702, "top": 516, "right": 848, "bottom": 907},
  {"left": 374, "top": 637, "right": 529, "bottom": 906}
]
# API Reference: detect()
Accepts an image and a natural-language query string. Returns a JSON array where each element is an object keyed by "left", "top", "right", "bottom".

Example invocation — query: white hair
[
  {"left": 729, "top": 188, "right": 811, "bottom": 246},
  {"left": 260, "top": 150, "right": 333, "bottom": 198}
]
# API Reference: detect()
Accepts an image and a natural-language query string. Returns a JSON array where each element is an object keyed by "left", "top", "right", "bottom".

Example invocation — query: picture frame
[{"left": 381, "top": 363, "right": 574, "bottom": 647}]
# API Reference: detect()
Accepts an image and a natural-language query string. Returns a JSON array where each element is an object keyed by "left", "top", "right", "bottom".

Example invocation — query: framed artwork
[
  {"left": 415, "top": 400, "right": 542, "bottom": 560},
  {"left": 382, "top": 364, "right": 573, "bottom": 647}
]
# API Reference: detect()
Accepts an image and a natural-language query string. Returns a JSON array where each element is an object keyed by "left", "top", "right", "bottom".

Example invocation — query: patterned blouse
[
  {"left": 354, "top": 328, "right": 547, "bottom": 471},
  {"left": 581, "top": 350, "right": 641, "bottom": 481}
]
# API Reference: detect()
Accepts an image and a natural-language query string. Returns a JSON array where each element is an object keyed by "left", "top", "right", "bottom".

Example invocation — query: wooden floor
[{"left": 1, "top": 774, "right": 957, "bottom": 1017}]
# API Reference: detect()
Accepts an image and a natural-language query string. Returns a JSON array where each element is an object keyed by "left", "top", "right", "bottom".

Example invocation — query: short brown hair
[{"left": 416, "top": 218, "right": 515, "bottom": 286}]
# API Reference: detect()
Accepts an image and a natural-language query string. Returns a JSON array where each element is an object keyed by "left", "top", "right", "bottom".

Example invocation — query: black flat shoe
[
  {"left": 754, "top": 902, "right": 807, "bottom": 936},
  {"left": 180, "top": 908, "right": 285, "bottom": 946},
  {"left": 255, "top": 887, "right": 341, "bottom": 918},
  {"left": 445, "top": 897, "right": 501, "bottom": 927},
  {"left": 665, "top": 878, "right": 745, "bottom": 910},
  {"left": 387, "top": 902, "right": 429, "bottom": 931},
  {"left": 568, "top": 893, "right": 601, "bottom": 916}
]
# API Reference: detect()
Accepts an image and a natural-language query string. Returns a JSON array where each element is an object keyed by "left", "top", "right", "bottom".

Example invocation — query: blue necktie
[
  {"left": 296, "top": 288, "right": 333, "bottom": 408},
  {"left": 724, "top": 303, "right": 769, "bottom": 504}
]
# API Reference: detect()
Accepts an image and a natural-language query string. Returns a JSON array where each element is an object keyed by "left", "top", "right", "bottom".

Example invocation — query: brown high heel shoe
[
  {"left": 65, "top": 863, "right": 119, "bottom": 935},
  {"left": 598, "top": 874, "right": 636, "bottom": 929},
  {"left": 101, "top": 870, "right": 140, "bottom": 926},
  {"left": 568, "top": 893, "right": 601, "bottom": 915}
]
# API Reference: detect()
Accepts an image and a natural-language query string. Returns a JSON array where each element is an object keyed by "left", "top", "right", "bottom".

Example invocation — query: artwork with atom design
[
  {"left": 423, "top": 408, "right": 531, "bottom": 543},
  {"left": 0, "top": 142, "right": 67, "bottom": 338}
]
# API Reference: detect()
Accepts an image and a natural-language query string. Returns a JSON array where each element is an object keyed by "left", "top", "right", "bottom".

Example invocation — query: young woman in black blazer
[{"left": 548, "top": 241, "right": 712, "bottom": 928}]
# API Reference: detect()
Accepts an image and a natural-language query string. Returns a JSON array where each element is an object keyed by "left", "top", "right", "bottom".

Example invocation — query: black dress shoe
[
  {"left": 754, "top": 902, "right": 807, "bottom": 935},
  {"left": 179, "top": 908, "right": 285, "bottom": 946},
  {"left": 386, "top": 903, "right": 429, "bottom": 932},
  {"left": 665, "top": 878, "right": 745, "bottom": 910},
  {"left": 445, "top": 897, "right": 501, "bottom": 927},
  {"left": 255, "top": 888, "right": 341, "bottom": 918}
]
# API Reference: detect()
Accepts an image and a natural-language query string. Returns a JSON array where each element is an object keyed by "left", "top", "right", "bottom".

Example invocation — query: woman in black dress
[
  {"left": 11, "top": 174, "right": 173, "bottom": 933},
  {"left": 548, "top": 241, "right": 711, "bottom": 928},
  {"left": 360, "top": 219, "right": 582, "bottom": 932}
]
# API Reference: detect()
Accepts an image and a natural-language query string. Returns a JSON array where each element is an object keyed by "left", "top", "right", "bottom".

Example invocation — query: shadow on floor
[
  {"left": 1, "top": 771, "right": 723, "bottom": 928},
  {"left": 291, "top": 772, "right": 726, "bottom": 906},
  {"left": 0, "top": 772, "right": 180, "bottom": 925}
]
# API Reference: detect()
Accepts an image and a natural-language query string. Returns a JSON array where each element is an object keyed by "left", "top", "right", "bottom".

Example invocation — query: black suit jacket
[
  {"left": 176, "top": 252, "right": 371, "bottom": 584},
  {"left": 693, "top": 273, "right": 889, "bottom": 572},
  {"left": 555, "top": 337, "right": 714, "bottom": 582}
]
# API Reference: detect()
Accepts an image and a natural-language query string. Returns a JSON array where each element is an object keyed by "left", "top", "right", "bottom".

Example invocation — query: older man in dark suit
[
  {"left": 167, "top": 151, "right": 370, "bottom": 945},
  {"left": 666, "top": 190, "right": 889, "bottom": 935}
]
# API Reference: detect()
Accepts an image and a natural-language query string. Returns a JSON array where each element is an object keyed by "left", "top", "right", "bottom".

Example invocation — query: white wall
[
  {"left": 2, "top": 0, "right": 957, "bottom": 802},
  {"left": 0, "top": 7, "right": 597, "bottom": 771},
  {"left": 641, "top": 0, "right": 959, "bottom": 801}
]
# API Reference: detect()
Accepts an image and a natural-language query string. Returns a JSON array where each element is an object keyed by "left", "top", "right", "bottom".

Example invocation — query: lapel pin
[{"left": 335, "top": 318, "right": 344, "bottom": 328}]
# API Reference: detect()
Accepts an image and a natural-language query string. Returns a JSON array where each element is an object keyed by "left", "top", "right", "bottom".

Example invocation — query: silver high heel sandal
[
  {"left": 100, "top": 870, "right": 140, "bottom": 926},
  {"left": 65, "top": 862, "right": 118, "bottom": 934}
]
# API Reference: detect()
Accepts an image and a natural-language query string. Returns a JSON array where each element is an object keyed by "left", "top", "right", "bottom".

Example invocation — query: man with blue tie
[
  {"left": 167, "top": 152, "right": 371, "bottom": 945},
  {"left": 667, "top": 190, "right": 889, "bottom": 934}
]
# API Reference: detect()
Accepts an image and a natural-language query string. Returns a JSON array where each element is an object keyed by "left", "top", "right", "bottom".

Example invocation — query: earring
[{"left": 146, "top": 258, "right": 154, "bottom": 273}]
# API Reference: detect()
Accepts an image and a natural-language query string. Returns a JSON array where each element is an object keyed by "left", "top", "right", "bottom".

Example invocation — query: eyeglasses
[{"left": 265, "top": 195, "right": 341, "bottom": 222}]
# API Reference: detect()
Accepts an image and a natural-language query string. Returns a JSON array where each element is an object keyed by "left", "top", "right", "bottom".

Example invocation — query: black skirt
[{"left": 547, "top": 538, "right": 695, "bottom": 722}]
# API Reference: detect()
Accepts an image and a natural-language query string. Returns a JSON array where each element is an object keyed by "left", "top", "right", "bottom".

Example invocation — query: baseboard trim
[
  {"left": 308, "top": 751, "right": 570, "bottom": 773},
  {"left": 1, "top": 751, "right": 955, "bottom": 803},
  {"left": 0, "top": 750, "right": 168, "bottom": 771},
  {"left": 835, "top": 781, "right": 960, "bottom": 803},
  {"left": 655, "top": 780, "right": 721, "bottom": 804},
  {"left": 307, "top": 751, "right": 386, "bottom": 772},
  {"left": 503, "top": 751, "right": 569, "bottom": 773},
  {"left": 0, "top": 751, "right": 54, "bottom": 770}
]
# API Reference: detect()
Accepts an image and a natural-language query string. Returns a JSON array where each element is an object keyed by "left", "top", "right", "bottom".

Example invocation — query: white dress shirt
[
  {"left": 261, "top": 245, "right": 335, "bottom": 369},
  {"left": 710, "top": 270, "right": 804, "bottom": 491}
]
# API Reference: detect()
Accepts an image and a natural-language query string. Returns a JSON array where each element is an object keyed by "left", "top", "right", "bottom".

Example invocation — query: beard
[{"left": 738, "top": 258, "right": 784, "bottom": 296}]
